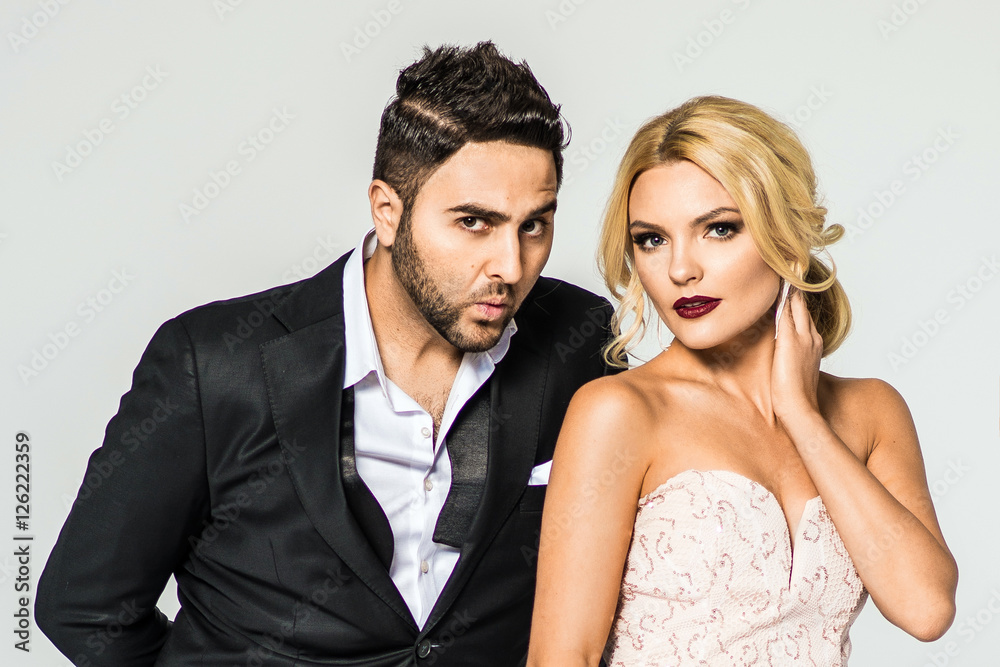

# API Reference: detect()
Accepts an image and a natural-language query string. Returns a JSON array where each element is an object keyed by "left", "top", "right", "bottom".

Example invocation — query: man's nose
[{"left": 485, "top": 227, "right": 523, "bottom": 285}]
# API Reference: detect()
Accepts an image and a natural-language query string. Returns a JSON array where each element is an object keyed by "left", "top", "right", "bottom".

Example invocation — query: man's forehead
[{"left": 420, "top": 142, "right": 556, "bottom": 203}]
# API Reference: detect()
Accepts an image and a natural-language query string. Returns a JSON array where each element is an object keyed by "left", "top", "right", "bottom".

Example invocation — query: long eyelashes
[
  {"left": 631, "top": 233, "right": 664, "bottom": 252},
  {"left": 708, "top": 222, "right": 740, "bottom": 241},
  {"left": 631, "top": 221, "right": 742, "bottom": 251}
]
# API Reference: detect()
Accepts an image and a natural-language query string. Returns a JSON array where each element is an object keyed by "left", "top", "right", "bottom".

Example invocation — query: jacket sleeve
[{"left": 36, "top": 317, "right": 210, "bottom": 666}]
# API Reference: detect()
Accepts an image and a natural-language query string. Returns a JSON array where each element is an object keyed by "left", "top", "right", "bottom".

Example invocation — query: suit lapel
[
  {"left": 423, "top": 321, "right": 551, "bottom": 629},
  {"left": 260, "top": 253, "right": 416, "bottom": 631}
]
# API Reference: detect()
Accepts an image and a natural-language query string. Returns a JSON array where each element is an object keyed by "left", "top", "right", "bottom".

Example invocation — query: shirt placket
[{"left": 413, "top": 411, "right": 439, "bottom": 622}]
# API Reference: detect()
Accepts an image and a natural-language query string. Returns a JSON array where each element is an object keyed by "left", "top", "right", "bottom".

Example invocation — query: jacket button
[{"left": 416, "top": 639, "right": 432, "bottom": 658}]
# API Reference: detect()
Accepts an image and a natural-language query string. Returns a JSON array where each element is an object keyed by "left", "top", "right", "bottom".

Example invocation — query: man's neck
[{"left": 363, "top": 246, "right": 463, "bottom": 429}]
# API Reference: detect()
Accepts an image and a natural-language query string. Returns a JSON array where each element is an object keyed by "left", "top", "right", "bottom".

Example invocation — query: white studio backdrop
[{"left": 2, "top": 1, "right": 997, "bottom": 665}]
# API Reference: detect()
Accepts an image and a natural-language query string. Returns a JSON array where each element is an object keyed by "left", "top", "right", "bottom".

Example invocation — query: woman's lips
[{"left": 673, "top": 296, "right": 721, "bottom": 319}]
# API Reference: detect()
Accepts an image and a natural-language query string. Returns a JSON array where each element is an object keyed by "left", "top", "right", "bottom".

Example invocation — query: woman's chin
[
  {"left": 668, "top": 333, "right": 725, "bottom": 352},
  {"left": 670, "top": 330, "right": 756, "bottom": 356}
]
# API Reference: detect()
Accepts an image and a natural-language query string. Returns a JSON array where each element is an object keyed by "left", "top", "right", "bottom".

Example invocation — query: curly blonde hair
[{"left": 599, "top": 96, "right": 850, "bottom": 367}]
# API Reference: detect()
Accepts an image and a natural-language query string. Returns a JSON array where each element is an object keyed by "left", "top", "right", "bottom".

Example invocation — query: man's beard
[{"left": 391, "top": 213, "right": 514, "bottom": 353}]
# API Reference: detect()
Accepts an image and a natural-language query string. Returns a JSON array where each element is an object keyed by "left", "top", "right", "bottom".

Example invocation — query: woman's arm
[
  {"left": 773, "top": 291, "right": 958, "bottom": 641},
  {"left": 527, "top": 378, "right": 651, "bottom": 666}
]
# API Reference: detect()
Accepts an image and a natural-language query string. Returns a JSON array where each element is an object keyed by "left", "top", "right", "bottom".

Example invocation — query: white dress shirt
[{"left": 341, "top": 229, "right": 516, "bottom": 629}]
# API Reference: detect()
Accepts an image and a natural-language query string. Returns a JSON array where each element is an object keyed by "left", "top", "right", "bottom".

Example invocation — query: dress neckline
[{"left": 638, "top": 468, "right": 822, "bottom": 560}]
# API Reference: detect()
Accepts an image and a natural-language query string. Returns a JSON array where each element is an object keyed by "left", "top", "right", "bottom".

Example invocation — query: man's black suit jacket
[{"left": 37, "top": 250, "right": 614, "bottom": 666}]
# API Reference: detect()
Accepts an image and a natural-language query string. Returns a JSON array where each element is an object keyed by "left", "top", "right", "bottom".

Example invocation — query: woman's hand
[{"left": 771, "top": 288, "right": 823, "bottom": 422}]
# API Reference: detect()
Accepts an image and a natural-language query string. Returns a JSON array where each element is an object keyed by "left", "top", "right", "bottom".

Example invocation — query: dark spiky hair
[{"left": 372, "top": 41, "right": 567, "bottom": 208}]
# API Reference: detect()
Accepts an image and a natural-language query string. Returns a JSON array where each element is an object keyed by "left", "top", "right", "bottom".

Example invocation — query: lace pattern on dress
[{"left": 604, "top": 470, "right": 868, "bottom": 666}]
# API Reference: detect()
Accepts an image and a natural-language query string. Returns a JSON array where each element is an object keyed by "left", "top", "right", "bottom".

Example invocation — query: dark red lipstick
[{"left": 672, "top": 295, "right": 721, "bottom": 319}]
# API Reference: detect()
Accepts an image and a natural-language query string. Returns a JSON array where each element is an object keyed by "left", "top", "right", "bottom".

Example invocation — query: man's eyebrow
[
  {"left": 529, "top": 199, "right": 558, "bottom": 218},
  {"left": 445, "top": 203, "right": 510, "bottom": 222},
  {"left": 445, "top": 198, "right": 558, "bottom": 221}
]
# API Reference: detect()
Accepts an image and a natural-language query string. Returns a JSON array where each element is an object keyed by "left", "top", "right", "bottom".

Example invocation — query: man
[{"left": 36, "top": 42, "right": 614, "bottom": 665}]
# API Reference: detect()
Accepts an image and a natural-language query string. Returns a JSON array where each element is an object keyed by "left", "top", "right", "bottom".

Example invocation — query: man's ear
[{"left": 369, "top": 179, "right": 404, "bottom": 248}]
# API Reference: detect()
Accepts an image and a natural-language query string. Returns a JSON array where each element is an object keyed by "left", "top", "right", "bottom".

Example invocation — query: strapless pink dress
[{"left": 604, "top": 470, "right": 868, "bottom": 666}]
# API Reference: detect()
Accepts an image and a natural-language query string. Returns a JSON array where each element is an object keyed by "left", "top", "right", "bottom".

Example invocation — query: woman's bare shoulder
[
  {"left": 820, "top": 372, "right": 908, "bottom": 410},
  {"left": 556, "top": 367, "right": 670, "bottom": 473},
  {"left": 571, "top": 367, "right": 662, "bottom": 415},
  {"left": 819, "top": 373, "right": 915, "bottom": 454}
]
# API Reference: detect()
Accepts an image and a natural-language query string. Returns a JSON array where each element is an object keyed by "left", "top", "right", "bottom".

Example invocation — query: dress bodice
[{"left": 604, "top": 469, "right": 868, "bottom": 666}]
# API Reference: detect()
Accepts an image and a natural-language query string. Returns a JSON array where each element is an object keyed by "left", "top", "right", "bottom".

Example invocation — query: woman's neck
[{"left": 662, "top": 313, "right": 782, "bottom": 423}]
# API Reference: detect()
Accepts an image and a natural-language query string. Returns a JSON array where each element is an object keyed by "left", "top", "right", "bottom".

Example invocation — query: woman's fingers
[
  {"left": 790, "top": 289, "right": 813, "bottom": 337},
  {"left": 775, "top": 286, "right": 794, "bottom": 339}
]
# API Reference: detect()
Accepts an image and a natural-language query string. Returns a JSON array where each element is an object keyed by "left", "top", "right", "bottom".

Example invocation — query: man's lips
[
  {"left": 672, "top": 295, "right": 721, "bottom": 319},
  {"left": 473, "top": 299, "right": 512, "bottom": 320}
]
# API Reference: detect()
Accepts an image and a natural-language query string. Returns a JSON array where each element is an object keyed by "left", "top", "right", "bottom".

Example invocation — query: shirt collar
[{"left": 341, "top": 228, "right": 517, "bottom": 392}]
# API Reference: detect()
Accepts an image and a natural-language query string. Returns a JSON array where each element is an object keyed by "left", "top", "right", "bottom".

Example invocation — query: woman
[{"left": 527, "top": 96, "right": 957, "bottom": 666}]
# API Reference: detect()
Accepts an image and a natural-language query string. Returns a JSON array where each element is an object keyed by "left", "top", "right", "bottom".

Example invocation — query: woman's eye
[
  {"left": 638, "top": 235, "right": 664, "bottom": 248},
  {"left": 707, "top": 223, "right": 737, "bottom": 239}
]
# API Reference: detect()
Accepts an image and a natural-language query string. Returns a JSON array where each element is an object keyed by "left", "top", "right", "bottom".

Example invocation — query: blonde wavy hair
[{"left": 599, "top": 95, "right": 851, "bottom": 367}]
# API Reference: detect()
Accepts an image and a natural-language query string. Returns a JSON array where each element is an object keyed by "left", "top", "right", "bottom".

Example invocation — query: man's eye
[
  {"left": 460, "top": 217, "right": 487, "bottom": 230},
  {"left": 521, "top": 220, "right": 548, "bottom": 235}
]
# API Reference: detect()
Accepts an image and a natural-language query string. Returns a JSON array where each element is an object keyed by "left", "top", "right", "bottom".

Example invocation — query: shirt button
[
  {"left": 424, "top": 478, "right": 433, "bottom": 491},
  {"left": 420, "top": 560, "right": 429, "bottom": 574},
  {"left": 420, "top": 426, "right": 431, "bottom": 438}
]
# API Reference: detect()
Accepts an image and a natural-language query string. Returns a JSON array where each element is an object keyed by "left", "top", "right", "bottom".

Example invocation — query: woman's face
[{"left": 629, "top": 160, "right": 781, "bottom": 351}]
